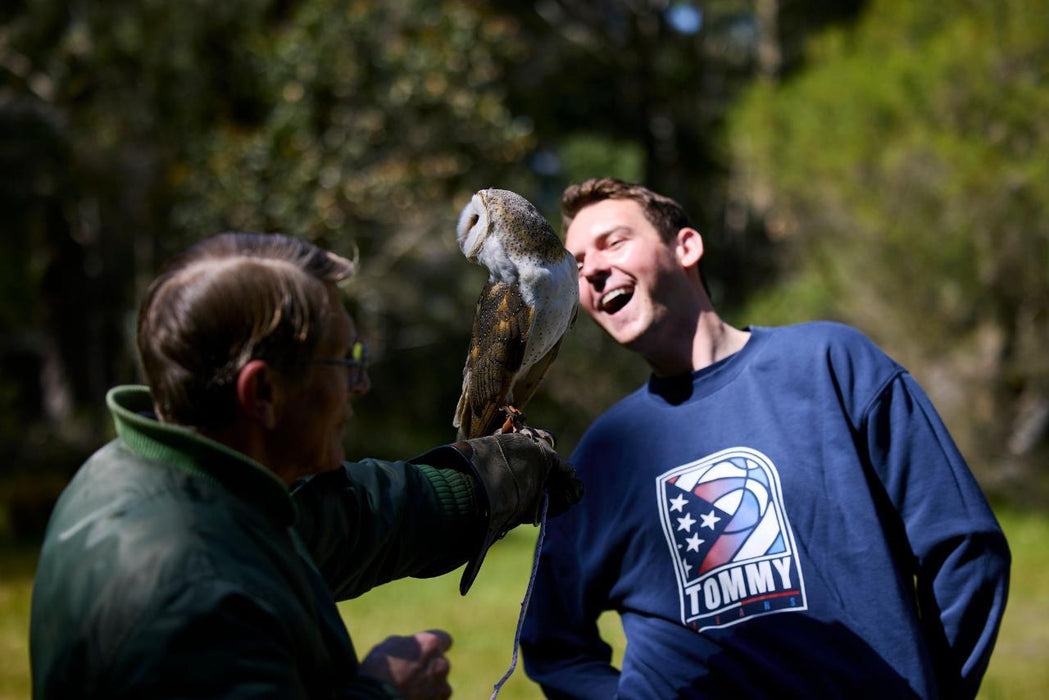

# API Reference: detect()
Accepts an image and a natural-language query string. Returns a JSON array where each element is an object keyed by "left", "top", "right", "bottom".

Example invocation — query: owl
[{"left": 453, "top": 188, "right": 577, "bottom": 444}]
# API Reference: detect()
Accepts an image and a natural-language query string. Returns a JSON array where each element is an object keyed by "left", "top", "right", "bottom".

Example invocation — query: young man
[
  {"left": 30, "top": 231, "right": 582, "bottom": 698},
  {"left": 520, "top": 179, "right": 1010, "bottom": 698}
]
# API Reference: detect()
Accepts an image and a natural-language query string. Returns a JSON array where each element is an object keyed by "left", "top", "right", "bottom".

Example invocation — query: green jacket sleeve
[
  {"left": 291, "top": 458, "right": 481, "bottom": 601},
  {"left": 99, "top": 578, "right": 398, "bottom": 699}
]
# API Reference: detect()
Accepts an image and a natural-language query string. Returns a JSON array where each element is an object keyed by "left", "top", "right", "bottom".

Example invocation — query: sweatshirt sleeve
[
  {"left": 521, "top": 514, "right": 621, "bottom": 699},
  {"left": 863, "top": 372, "right": 1010, "bottom": 699}
]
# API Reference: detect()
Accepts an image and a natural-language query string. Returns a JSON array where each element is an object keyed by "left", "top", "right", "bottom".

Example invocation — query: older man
[{"left": 30, "top": 231, "right": 581, "bottom": 698}]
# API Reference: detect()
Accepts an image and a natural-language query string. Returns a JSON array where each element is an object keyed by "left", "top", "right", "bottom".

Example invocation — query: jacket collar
[{"left": 107, "top": 385, "right": 296, "bottom": 526}]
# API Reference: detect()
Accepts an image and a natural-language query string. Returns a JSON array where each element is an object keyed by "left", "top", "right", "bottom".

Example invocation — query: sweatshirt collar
[
  {"left": 107, "top": 385, "right": 295, "bottom": 526},
  {"left": 646, "top": 326, "right": 767, "bottom": 405}
]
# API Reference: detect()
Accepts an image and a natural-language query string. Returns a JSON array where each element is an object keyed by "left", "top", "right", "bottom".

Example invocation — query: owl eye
[{"left": 468, "top": 214, "right": 480, "bottom": 230}]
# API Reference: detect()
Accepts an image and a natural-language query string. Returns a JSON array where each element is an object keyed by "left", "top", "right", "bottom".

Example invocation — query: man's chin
[{"left": 600, "top": 317, "right": 643, "bottom": 348}]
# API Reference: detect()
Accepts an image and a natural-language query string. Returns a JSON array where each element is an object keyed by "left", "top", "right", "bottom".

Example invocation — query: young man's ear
[
  {"left": 675, "top": 227, "right": 704, "bottom": 269},
  {"left": 236, "top": 360, "right": 279, "bottom": 429}
]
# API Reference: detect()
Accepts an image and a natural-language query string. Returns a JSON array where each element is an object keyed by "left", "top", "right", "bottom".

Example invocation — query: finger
[
  {"left": 417, "top": 629, "right": 453, "bottom": 654},
  {"left": 549, "top": 476, "right": 584, "bottom": 517},
  {"left": 426, "top": 651, "right": 453, "bottom": 700},
  {"left": 429, "top": 654, "right": 451, "bottom": 679}
]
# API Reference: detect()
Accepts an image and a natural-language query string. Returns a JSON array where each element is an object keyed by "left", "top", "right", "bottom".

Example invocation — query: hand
[
  {"left": 359, "top": 629, "right": 453, "bottom": 699},
  {"left": 465, "top": 432, "right": 584, "bottom": 523},
  {"left": 407, "top": 433, "right": 584, "bottom": 594},
  {"left": 457, "top": 432, "right": 584, "bottom": 593},
  {"left": 522, "top": 434, "right": 584, "bottom": 519}
]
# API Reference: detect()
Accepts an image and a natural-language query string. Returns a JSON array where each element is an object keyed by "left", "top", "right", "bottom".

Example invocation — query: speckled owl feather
[{"left": 453, "top": 188, "right": 577, "bottom": 441}]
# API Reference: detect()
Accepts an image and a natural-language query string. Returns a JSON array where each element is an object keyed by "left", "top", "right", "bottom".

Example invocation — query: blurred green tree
[
  {"left": 730, "top": 0, "right": 1049, "bottom": 501},
  {"left": 465, "top": 1, "right": 871, "bottom": 455},
  {"left": 0, "top": 0, "right": 897, "bottom": 537},
  {"left": 165, "top": 0, "right": 546, "bottom": 456},
  {"left": 0, "top": 0, "right": 544, "bottom": 527}
]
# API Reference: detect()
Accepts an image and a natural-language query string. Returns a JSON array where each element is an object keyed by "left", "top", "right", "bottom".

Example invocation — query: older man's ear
[{"left": 236, "top": 359, "right": 280, "bottom": 429}]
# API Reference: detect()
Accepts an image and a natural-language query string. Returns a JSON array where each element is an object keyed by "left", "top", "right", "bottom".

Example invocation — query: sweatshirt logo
[{"left": 656, "top": 447, "right": 806, "bottom": 632}]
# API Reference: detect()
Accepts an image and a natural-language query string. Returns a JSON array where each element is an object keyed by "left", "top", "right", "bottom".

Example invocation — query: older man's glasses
[{"left": 311, "top": 340, "right": 369, "bottom": 385}]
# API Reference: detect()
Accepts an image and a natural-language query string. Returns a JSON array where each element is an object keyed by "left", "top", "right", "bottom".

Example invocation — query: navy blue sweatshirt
[{"left": 522, "top": 322, "right": 1009, "bottom": 699}]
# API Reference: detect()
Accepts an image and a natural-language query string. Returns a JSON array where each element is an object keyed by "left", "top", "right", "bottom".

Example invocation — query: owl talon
[
  {"left": 496, "top": 406, "right": 556, "bottom": 448},
  {"left": 522, "top": 426, "right": 556, "bottom": 449},
  {"left": 496, "top": 405, "right": 525, "bottom": 434}
]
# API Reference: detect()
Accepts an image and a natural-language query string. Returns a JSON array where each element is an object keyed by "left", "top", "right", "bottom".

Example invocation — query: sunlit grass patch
[
  {"left": 0, "top": 542, "right": 37, "bottom": 700},
  {"left": 978, "top": 507, "right": 1049, "bottom": 699},
  {"left": 2, "top": 506, "right": 1043, "bottom": 698}
]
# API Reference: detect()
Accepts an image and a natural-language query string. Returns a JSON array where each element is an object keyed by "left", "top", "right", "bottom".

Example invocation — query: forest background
[
  {"left": 4, "top": 0, "right": 1047, "bottom": 523},
  {"left": 1, "top": 0, "right": 1047, "bottom": 695}
]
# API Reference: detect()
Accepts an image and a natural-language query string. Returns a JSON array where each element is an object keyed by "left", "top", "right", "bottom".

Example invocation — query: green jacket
[{"left": 30, "top": 386, "right": 481, "bottom": 698}]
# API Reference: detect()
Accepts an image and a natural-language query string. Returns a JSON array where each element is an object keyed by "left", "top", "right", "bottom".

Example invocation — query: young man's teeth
[{"left": 601, "top": 288, "right": 628, "bottom": 309}]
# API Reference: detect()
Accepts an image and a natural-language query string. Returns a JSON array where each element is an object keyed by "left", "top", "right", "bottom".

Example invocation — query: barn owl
[{"left": 453, "top": 188, "right": 577, "bottom": 444}]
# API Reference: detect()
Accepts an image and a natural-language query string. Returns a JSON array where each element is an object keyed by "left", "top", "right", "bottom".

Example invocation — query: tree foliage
[
  {"left": 1, "top": 0, "right": 542, "bottom": 464},
  {"left": 8, "top": 0, "right": 853, "bottom": 472},
  {"left": 9, "top": 0, "right": 1042, "bottom": 532},
  {"left": 730, "top": 0, "right": 1049, "bottom": 499},
  {"left": 165, "top": 0, "right": 545, "bottom": 456}
]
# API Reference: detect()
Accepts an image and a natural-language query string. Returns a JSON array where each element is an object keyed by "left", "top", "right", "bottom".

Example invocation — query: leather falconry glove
[{"left": 410, "top": 432, "right": 583, "bottom": 595}]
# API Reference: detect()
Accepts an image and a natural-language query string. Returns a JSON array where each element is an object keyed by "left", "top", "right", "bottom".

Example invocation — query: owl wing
[
  {"left": 454, "top": 279, "right": 533, "bottom": 440},
  {"left": 507, "top": 305, "right": 577, "bottom": 412}
]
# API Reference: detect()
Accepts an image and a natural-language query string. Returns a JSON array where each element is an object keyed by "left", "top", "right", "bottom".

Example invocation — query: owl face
[
  {"left": 457, "top": 190, "right": 492, "bottom": 261},
  {"left": 456, "top": 189, "right": 556, "bottom": 263}
]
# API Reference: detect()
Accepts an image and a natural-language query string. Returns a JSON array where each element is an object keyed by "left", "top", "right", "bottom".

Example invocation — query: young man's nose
[{"left": 583, "top": 265, "right": 610, "bottom": 292}]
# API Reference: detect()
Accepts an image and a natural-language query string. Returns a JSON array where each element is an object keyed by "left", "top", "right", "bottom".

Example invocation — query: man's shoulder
[
  {"left": 36, "top": 451, "right": 300, "bottom": 640},
  {"left": 44, "top": 439, "right": 154, "bottom": 536},
  {"left": 756, "top": 321, "right": 905, "bottom": 422},
  {"left": 47, "top": 440, "right": 289, "bottom": 578},
  {"left": 761, "top": 320, "right": 876, "bottom": 350},
  {"left": 760, "top": 321, "right": 898, "bottom": 369}
]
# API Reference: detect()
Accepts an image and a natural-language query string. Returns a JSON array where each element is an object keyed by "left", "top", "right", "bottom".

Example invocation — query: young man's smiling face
[{"left": 565, "top": 197, "right": 688, "bottom": 353}]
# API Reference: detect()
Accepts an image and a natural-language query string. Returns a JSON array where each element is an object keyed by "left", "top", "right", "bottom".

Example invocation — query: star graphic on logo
[
  {"left": 677, "top": 512, "right": 696, "bottom": 532},
  {"left": 700, "top": 510, "right": 721, "bottom": 530},
  {"left": 685, "top": 533, "right": 704, "bottom": 552},
  {"left": 682, "top": 558, "right": 693, "bottom": 577},
  {"left": 669, "top": 494, "right": 688, "bottom": 513}
]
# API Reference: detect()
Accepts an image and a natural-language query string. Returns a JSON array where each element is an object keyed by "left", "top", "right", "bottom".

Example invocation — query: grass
[
  {"left": 338, "top": 529, "right": 626, "bottom": 699},
  {"left": 974, "top": 507, "right": 1049, "bottom": 699},
  {"left": 0, "top": 542, "right": 37, "bottom": 700},
  {"left": 3, "top": 507, "right": 1046, "bottom": 699}
]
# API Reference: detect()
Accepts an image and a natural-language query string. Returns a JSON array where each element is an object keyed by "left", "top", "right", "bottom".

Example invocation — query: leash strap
[{"left": 490, "top": 491, "right": 550, "bottom": 699}]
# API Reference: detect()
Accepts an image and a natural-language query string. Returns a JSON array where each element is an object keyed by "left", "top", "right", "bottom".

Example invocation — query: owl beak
[
  {"left": 456, "top": 193, "right": 490, "bottom": 261},
  {"left": 465, "top": 237, "right": 485, "bottom": 261}
]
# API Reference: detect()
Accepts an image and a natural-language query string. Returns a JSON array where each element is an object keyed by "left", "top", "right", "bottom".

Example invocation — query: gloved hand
[
  {"left": 411, "top": 433, "right": 583, "bottom": 594},
  {"left": 461, "top": 432, "right": 582, "bottom": 523}
]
